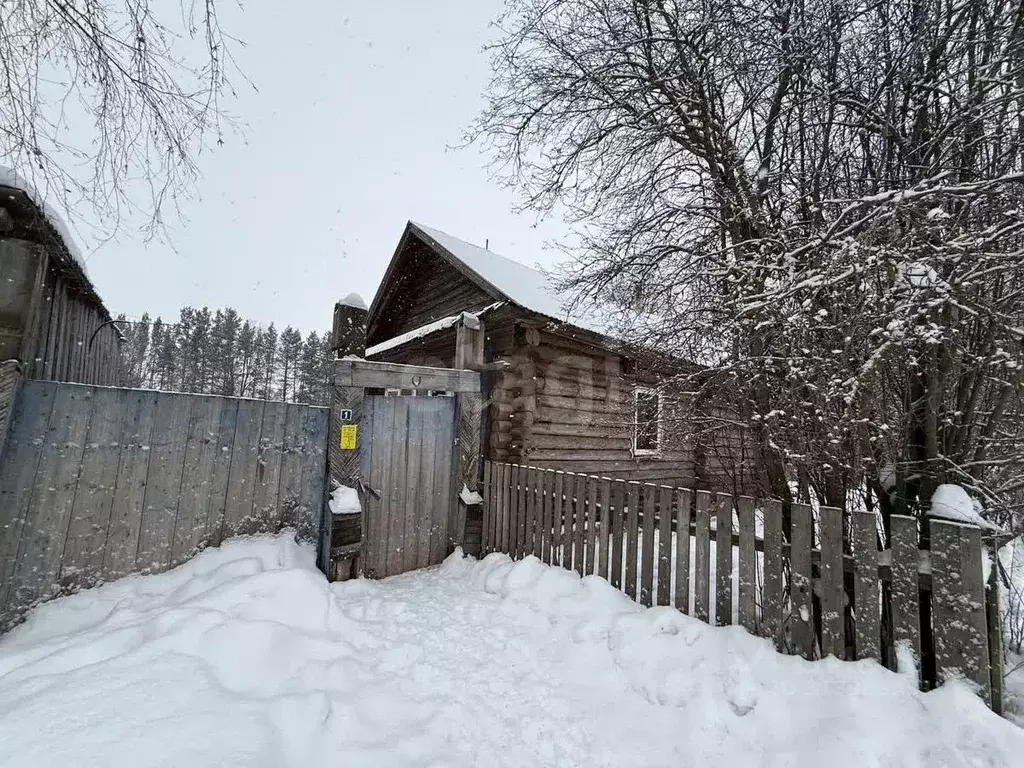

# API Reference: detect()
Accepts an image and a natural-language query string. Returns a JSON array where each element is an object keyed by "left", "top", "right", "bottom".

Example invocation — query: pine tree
[
  {"left": 296, "top": 331, "right": 321, "bottom": 403},
  {"left": 236, "top": 320, "right": 257, "bottom": 398},
  {"left": 260, "top": 324, "right": 278, "bottom": 401},
  {"left": 279, "top": 326, "right": 303, "bottom": 402}
]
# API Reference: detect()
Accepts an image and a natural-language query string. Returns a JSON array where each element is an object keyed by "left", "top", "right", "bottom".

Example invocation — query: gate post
[
  {"left": 328, "top": 295, "right": 369, "bottom": 581},
  {"left": 453, "top": 313, "right": 485, "bottom": 556}
]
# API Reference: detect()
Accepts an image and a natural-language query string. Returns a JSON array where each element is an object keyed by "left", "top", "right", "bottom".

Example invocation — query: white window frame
[{"left": 632, "top": 387, "right": 662, "bottom": 456}]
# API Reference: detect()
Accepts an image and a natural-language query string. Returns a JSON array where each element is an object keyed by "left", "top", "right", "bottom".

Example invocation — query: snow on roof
[
  {"left": 365, "top": 302, "right": 505, "bottom": 358},
  {"left": 339, "top": 292, "right": 368, "bottom": 310},
  {"left": 0, "top": 164, "right": 89, "bottom": 278},
  {"left": 411, "top": 222, "right": 610, "bottom": 336}
]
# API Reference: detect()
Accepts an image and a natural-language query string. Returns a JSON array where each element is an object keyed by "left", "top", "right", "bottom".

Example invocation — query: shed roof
[{"left": 0, "top": 165, "right": 112, "bottom": 320}]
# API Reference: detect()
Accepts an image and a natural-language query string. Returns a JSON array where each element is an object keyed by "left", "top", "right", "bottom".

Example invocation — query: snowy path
[{"left": 1, "top": 534, "right": 1022, "bottom": 767}]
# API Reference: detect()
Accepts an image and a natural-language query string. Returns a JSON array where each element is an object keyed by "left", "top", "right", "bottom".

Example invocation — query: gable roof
[{"left": 369, "top": 221, "right": 610, "bottom": 340}]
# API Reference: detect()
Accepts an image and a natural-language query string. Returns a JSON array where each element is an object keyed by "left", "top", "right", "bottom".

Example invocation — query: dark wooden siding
[
  {"left": 368, "top": 238, "right": 496, "bottom": 345},
  {"left": 0, "top": 238, "right": 121, "bottom": 386}
]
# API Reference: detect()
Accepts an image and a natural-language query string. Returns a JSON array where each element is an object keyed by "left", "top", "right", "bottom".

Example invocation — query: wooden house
[
  {"left": 0, "top": 171, "right": 122, "bottom": 386},
  {"left": 364, "top": 221, "right": 748, "bottom": 491}
]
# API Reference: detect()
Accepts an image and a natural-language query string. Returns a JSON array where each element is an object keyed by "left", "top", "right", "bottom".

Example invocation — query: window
[{"left": 633, "top": 388, "right": 661, "bottom": 455}]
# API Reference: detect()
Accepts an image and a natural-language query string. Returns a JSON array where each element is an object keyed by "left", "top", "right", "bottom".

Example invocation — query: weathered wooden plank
[
  {"left": 625, "top": 482, "right": 640, "bottom": 600},
  {"left": 987, "top": 563, "right": 1004, "bottom": 715},
  {"left": 737, "top": 496, "right": 757, "bottom": 633},
  {"left": 716, "top": 493, "right": 734, "bottom": 626},
  {"left": 640, "top": 484, "right": 656, "bottom": 606},
  {"left": 482, "top": 461, "right": 493, "bottom": 554},
  {"left": 550, "top": 469, "right": 564, "bottom": 566},
  {"left": 250, "top": 400, "right": 289, "bottom": 536},
  {"left": 335, "top": 359, "right": 481, "bottom": 393},
  {"left": 694, "top": 491, "right": 712, "bottom": 623},
  {"left": 674, "top": 489, "right": 692, "bottom": 614},
  {"left": 853, "top": 509, "right": 881, "bottom": 661},
  {"left": 170, "top": 396, "right": 224, "bottom": 564},
  {"left": 932, "top": 520, "right": 991, "bottom": 705},
  {"left": 414, "top": 400, "right": 440, "bottom": 570},
  {"left": 385, "top": 397, "right": 411, "bottom": 577},
  {"left": 819, "top": 505, "right": 846, "bottom": 658},
  {"left": 548, "top": 470, "right": 560, "bottom": 565},
  {"left": 508, "top": 464, "right": 521, "bottom": 558},
  {"left": 207, "top": 399, "right": 240, "bottom": 547},
  {"left": 657, "top": 486, "right": 672, "bottom": 606},
  {"left": 491, "top": 460, "right": 502, "bottom": 555},
  {"left": 402, "top": 400, "right": 425, "bottom": 573},
  {"left": 7, "top": 384, "right": 94, "bottom": 616},
  {"left": 597, "top": 477, "right": 611, "bottom": 580},
  {"left": 610, "top": 479, "right": 625, "bottom": 589},
  {"left": 221, "top": 398, "right": 267, "bottom": 538},
  {"left": 297, "top": 407, "right": 329, "bottom": 555},
  {"left": 0, "top": 380, "right": 58, "bottom": 617},
  {"left": 790, "top": 503, "right": 815, "bottom": 659},
  {"left": 500, "top": 462, "right": 511, "bottom": 554},
  {"left": 539, "top": 468, "right": 552, "bottom": 563},
  {"left": 560, "top": 472, "right": 575, "bottom": 569},
  {"left": 526, "top": 466, "right": 539, "bottom": 559},
  {"left": 762, "top": 500, "right": 784, "bottom": 646},
  {"left": 890, "top": 514, "right": 921, "bottom": 669},
  {"left": 585, "top": 475, "right": 598, "bottom": 576},
  {"left": 368, "top": 397, "right": 395, "bottom": 577},
  {"left": 361, "top": 397, "right": 386, "bottom": 577},
  {"left": 432, "top": 397, "right": 458, "bottom": 566},
  {"left": 135, "top": 392, "right": 193, "bottom": 573},
  {"left": 102, "top": 389, "right": 159, "bottom": 580},
  {"left": 41, "top": 278, "right": 59, "bottom": 381},
  {"left": 517, "top": 464, "right": 529, "bottom": 560},
  {"left": 60, "top": 386, "right": 127, "bottom": 591},
  {"left": 572, "top": 473, "right": 586, "bottom": 574}
]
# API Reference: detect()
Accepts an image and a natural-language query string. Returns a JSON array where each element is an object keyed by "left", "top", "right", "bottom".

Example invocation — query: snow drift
[{"left": 0, "top": 532, "right": 1021, "bottom": 767}]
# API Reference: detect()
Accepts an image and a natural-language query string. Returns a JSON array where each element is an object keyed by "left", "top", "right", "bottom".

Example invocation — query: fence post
[
  {"left": 453, "top": 314, "right": 485, "bottom": 556},
  {"left": 931, "top": 519, "right": 991, "bottom": 707},
  {"left": 330, "top": 360, "right": 365, "bottom": 580}
]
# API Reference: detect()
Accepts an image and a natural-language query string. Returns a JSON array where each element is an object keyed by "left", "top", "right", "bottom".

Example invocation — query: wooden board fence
[
  {"left": 481, "top": 461, "right": 1003, "bottom": 711},
  {"left": 0, "top": 380, "right": 329, "bottom": 630}
]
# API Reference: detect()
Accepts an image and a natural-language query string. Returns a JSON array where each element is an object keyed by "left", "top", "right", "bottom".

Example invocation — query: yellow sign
[{"left": 340, "top": 424, "right": 358, "bottom": 450}]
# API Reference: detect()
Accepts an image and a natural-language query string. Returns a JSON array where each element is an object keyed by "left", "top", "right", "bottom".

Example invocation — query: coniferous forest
[{"left": 114, "top": 307, "right": 334, "bottom": 405}]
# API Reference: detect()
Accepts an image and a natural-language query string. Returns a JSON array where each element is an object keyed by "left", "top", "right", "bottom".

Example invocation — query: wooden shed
[
  {"left": 365, "top": 221, "right": 750, "bottom": 492},
  {"left": 0, "top": 171, "right": 122, "bottom": 385}
]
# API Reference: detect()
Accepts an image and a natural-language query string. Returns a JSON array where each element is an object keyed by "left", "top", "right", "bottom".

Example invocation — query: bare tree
[
  {"left": 473, "top": 0, "right": 1024, "bottom": 534},
  {"left": 0, "top": 0, "right": 242, "bottom": 232}
]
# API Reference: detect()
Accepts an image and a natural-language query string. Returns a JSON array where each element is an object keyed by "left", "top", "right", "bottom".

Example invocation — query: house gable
[{"left": 367, "top": 228, "right": 498, "bottom": 347}]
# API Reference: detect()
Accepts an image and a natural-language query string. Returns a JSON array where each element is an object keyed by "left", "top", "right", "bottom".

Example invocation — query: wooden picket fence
[{"left": 481, "top": 462, "right": 1003, "bottom": 712}]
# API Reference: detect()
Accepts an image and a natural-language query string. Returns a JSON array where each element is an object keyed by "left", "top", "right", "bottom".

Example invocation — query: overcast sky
[{"left": 80, "top": 1, "right": 568, "bottom": 333}]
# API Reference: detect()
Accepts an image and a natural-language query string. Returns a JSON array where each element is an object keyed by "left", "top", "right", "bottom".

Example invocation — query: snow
[
  {"left": 339, "top": 293, "right": 368, "bottom": 310},
  {"left": 328, "top": 485, "right": 361, "bottom": 515},
  {"left": 0, "top": 164, "right": 88, "bottom": 277},
  {"left": 459, "top": 483, "right": 484, "bottom": 506},
  {"left": 929, "top": 484, "right": 1004, "bottom": 531},
  {"left": 2, "top": 532, "right": 1020, "bottom": 767},
  {"left": 364, "top": 302, "right": 504, "bottom": 358},
  {"left": 412, "top": 222, "right": 611, "bottom": 336}
]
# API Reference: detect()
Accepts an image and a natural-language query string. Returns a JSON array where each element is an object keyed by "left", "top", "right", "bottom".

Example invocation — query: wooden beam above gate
[{"left": 334, "top": 359, "right": 481, "bottom": 393}]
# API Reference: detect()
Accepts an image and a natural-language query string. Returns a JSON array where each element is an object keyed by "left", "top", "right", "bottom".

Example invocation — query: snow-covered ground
[{"left": 1, "top": 533, "right": 1022, "bottom": 767}]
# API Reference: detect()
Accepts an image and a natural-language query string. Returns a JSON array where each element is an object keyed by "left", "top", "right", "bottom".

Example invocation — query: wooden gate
[
  {"left": 360, "top": 394, "right": 457, "bottom": 577},
  {"left": 330, "top": 355, "right": 484, "bottom": 579}
]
